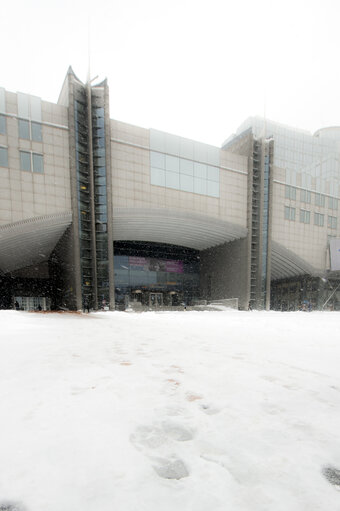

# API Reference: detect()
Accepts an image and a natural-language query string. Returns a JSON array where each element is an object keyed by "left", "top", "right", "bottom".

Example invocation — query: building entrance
[
  {"left": 149, "top": 293, "right": 163, "bottom": 307},
  {"left": 14, "top": 296, "right": 48, "bottom": 311}
]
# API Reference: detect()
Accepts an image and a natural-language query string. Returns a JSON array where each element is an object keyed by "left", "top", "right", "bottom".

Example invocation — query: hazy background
[{"left": 1, "top": 0, "right": 339, "bottom": 146}]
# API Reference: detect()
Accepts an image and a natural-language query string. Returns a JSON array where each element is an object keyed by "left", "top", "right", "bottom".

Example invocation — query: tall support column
[
  {"left": 265, "top": 140, "right": 274, "bottom": 310},
  {"left": 67, "top": 70, "right": 83, "bottom": 310},
  {"left": 103, "top": 82, "right": 115, "bottom": 310},
  {"left": 91, "top": 80, "right": 114, "bottom": 310},
  {"left": 247, "top": 136, "right": 274, "bottom": 310},
  {"left": 86, "top": 82, "right": 98, "bottom": 310}
]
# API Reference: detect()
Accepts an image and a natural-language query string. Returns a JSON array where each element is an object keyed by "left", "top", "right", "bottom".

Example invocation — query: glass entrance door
[{"left": 149, "top": 293, "right": 163, "bottom": 307}]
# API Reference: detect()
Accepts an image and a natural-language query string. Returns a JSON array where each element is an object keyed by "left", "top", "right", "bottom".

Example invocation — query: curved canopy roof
[
  {"left": 271, "top": 241, "right": 317, "bottom": 280},
  {"left": 112, "top": 207, "right": 248, "bottom": 250},
  {"left": 0, "top": 209, "right": 321, "bottom": 282},
  {"left": 0, "top": 212, "right": 72, "bottom": 273}
]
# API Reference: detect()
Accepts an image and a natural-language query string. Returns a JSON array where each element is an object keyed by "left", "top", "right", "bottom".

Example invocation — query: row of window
[
  {"left": 0, "top": 115, "right": 42, "bottom": 142},
  {"left": 284, "top": 206, "right": 337, "bottom": 229},
  {"left": 285, "top": 185, "right": 338, "bottom": 209},
  {"left": 0, "top": 146, "right": 43, "bottom": 173},
  {"left": 151, "top": 167, "right": 219, "bottom": 197},
  {"left": 150, "top": 150, "right": 220, "bottom": 198}
]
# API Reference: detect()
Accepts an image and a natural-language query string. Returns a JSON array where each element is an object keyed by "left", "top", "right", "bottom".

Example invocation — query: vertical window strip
[
  {"left": 328, "top": 215, "right": 337, "bottom": 229},
  {"left": 0, "top": 114, "right": 6, "bottom": 134},
  {"left": 300, "top": 209, "right": 310, "bottom": 224}
]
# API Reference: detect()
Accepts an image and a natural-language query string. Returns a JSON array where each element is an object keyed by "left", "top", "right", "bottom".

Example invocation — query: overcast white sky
[{"left": 1, "top": 0, "right": 340, "bottom": 146}]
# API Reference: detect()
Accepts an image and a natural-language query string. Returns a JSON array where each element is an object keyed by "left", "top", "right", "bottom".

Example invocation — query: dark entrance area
[{"left": 114, "top": 241, "right": 200, "bottom": 309}]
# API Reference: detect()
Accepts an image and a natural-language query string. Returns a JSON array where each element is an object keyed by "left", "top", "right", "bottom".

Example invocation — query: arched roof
[
  {"left": 0, "top": 212, "right": 72, "bottom": 273},
  {"left": 112, "top": 208, "right": 247, "bottom": 250}
]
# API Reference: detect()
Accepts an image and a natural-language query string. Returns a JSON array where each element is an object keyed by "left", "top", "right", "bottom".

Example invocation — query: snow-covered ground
[{"left": 1, "top": 309, "right": 340, "bottom": 511}]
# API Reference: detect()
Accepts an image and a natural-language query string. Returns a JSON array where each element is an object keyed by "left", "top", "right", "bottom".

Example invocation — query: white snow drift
[{"left": 1, "top": 309, "right": 340, "bottom": 511}]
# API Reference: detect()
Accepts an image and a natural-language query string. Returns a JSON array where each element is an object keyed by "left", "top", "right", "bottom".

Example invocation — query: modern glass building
[
  {"left": 1, "top": 70, "right": 340, "bottom": 311},
  {"left": 224, "top": 117, "right": 340, "bottom": 310}
]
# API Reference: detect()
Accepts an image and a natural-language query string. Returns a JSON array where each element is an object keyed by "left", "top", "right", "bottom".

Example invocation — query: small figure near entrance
[
  {"left": 83, "top": 297, "right": 90, "bottom": 313},
  {"left": 37, "top": 304, "right": 42, "bottom": 311},
  {"left": 14, "top": 300, "right": 20, "bottom": 311},
  {"left": 101, "top": 298, "right": 109, "bottom": 311}
]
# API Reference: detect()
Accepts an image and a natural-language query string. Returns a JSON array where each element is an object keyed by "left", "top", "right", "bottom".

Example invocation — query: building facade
[{"left": 0, "top": 69, "right": 339, "bottom": 311}]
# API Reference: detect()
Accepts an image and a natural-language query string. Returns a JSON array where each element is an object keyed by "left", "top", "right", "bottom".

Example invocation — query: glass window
[
  {"left": 93, "top": 116, "right": 104, "bottom": 128},
  {"left": 300, "top": 189, "right": 311, "bottom": 203},
  {"left": 96, "top": 213, "right": 107, "bottom": 223},
  {"left": 165, "top": 134, "right": 180, "bottom": 155},
  {"left": 95, "top": 156, "right": 106, "bottom": 166},
  {"left": 30, "top": 96, "right": 42, "bottom": 121},
  {"left": 93, "top": 127, "right": 104, "bottom": 138},
  {"left": 95, "top": 204, "right": 107, "bottom": 214},
  {"left": 32, "top": 153, "right": 43, "bottom": 173},
  {"left": 95, "top": 136, "right": 105, "bottom": 147},
  {"left": 328, "top": 216, "right": 337, "bottom": 229},
  {"left": 180, "top": 174, "right": 194, "bottom": 193},
  {"left": 314, "top": 213, "right": 324, "bottom": 226},
  {"left": 17, "top": 93, "right": 29, "bottom": 118},
  {"left": 329, "top": 197, "right": 338, "bottom": 210},
  {"left": 0, "top": 88, "right": 5, "bottom": 113},
  {"left": 0, "top": 147, "right": 8, "bottom": 167},
  {"left": 151, "top": 168, "right": 165, "bottom": 187},
  {"left": 194, "top": 177, "right": 207, "bottom": 195},
  {"left": 165, "top": 155, "right": 180, "bottom": 172},
  {"left": 130, "top": 269, "right": 146, "bottom": 286},
  {"left": 31, "top": 122, "right": 42, "bottom": 142},
  {"left": 94, "top": 147, "right": 105, "bottom": 157},
  {"left": 94, "top": 107, "right": 104, "bottom": 118},
  {"left": 179, "top": 138, "right": 194, "bottom": 159},
  {"left": 150, "top": 130, "right": 166, "bottom": 152},
  {"left": 207, "top": 146, "right": 220, "bottom": 166},
  {"left": 194, "top": 142, "right": 207, "bottom": 162},
  {"left": 285, "top": 185, "right": 296, "bottom": 200},
  {"left": 150, "top": 151, "right": 165, "bottom": 170},
  {"left": 94, "top": 166, "right": 106, "bottom": 177},
  {"left": 300, "top": 209, "right": 310, "bottom": 224},
  {"left": 19, "top": 119, "right": 30, "bottom": 139},
  {"left": 194, "top": 162, "right": 207, "bottom": 179},
  {"left": 96, "top": 223, "right": 107, "bottom": 233},
  {"left": 179, "top": 158, "right": 194, "bottom": 176},
  {"left": 207, "top": 165, "right": 219, "bottom": 182},
  {"left": 20, "top": 151, "right": 31, "bottom": 171},
  {"left": 315, "top": 193, "right": 325, "bottom": 207},
  {"left": 165, "top": 171, "right": 180, "bottom": 189},
  {"left": 284, "top": 206, "right": 295, "bottom": 221},
  {"left": 207, "top": 180, "right": 219, "bottom": 198},
  {"left": 0, "top": 114, "right": 5, "bottom": 134}
]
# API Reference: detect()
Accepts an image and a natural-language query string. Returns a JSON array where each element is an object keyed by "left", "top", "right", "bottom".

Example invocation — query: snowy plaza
[{"left": 1, "top": 309, "right": 340, "bottom": 510}]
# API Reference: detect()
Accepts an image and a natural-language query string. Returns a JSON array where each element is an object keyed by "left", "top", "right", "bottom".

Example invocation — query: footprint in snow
[
  {"left": 130, "top": 420, "right": 193, "bottom": 479},
  {"left": 151, "top": 456, "right": 189, "bottom": 480}
]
